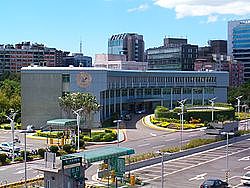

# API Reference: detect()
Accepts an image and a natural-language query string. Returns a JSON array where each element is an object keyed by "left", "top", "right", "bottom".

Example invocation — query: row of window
[
  {"left": 101, "top": 87, "right": 214, "bottom": 99},
  {"left": 108, "top": 76, "right": 216, "bottom": 87}
]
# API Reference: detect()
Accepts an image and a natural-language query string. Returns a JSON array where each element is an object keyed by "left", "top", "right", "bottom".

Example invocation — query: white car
[
  {"left": 0, "top": 142, "right": 20, "bottom": 152},
  {"left": 241, "top": 171, "right": 250, "bottom": 186}
]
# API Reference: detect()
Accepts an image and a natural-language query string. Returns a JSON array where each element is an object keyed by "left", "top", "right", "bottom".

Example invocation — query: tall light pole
[
  {"left": 5, "top": 110, "right": 18, "bottom": 162},
  {"left": 21, "top": 125, "right": 34, "bottom": 188},
  {"left": 113, "top": 119, "right": 122, "bottom": 147},
  {"left": 236, "top": 96, "right": 243, "bottom": 119},
  {"left": 156, "top": 151, "right": 171, "bottom": 188},
  {"left": 73, "top": 108, "right": 83, "bottom": 151},
  {"left": 221, "top": 131, "right": 234, "bottom": 184},
  {"left": 209, "top": 97, "right": 217, "bottom": 122},
  {"left": 178, "top": 99, "right": 187, "bottom": 151}
]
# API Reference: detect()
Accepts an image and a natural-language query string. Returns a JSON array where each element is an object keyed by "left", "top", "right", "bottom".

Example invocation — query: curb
[{"left": 142, "top": 114, "right": 206, "bottom": 133}]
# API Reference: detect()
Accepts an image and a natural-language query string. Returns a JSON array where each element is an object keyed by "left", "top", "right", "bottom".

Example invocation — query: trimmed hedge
[{"left": 154, "top": 104, "right": 235, "bottom": 122}]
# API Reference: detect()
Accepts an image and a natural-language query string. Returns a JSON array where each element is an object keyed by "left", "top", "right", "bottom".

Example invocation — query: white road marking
[
  {"left": 189, "top": 173, "right": 207, "bottom": 181},
  {"left": 244, "top": 166, "right": 250, "bottom": 170},
  {"left": 165, "top": 138, "right": 176, "bottom": 142},
  {"left": 133, "top": 144, "right": 250, "bottom": 183},
  {"left": 150, "top": 133, "right": 157, "bottom": 137},
  {"left": 152, "top": 145, "right": 165, "bottom": 149},
  {"left": 238, "top": 156, "right": 250, "bottom": 161},
  {"left": 138, "top": 143, "right": 150, "bottom": 147}
]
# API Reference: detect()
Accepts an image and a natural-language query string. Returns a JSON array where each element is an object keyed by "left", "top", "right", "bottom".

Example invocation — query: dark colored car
[{"left": 200, "top": 179, "right": 228, "bottom": 188}]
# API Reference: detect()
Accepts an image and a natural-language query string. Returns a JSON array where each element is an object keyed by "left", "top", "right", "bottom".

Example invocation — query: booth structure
[{"left": 40, "top": 146, "right": 135, "bottom": 188}]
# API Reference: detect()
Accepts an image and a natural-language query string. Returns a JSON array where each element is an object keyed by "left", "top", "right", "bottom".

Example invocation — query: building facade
[
  {"left": 108, "top": 33, "right": 144, "bottom": 62},
  {"left": 146, "top": 44, "right": 198, "bottom": 71},
  {"left": 0, "top": 42, "right": 68, "bottom": 74},
  {"left": 63, "top": 53, "right": 92, "bottom": 67},
  {"left": 21, "top": 67, "right": 229, "bottom": 129},
  {"left": 228, "top": 19, "right": 250, "bottom": 81}
]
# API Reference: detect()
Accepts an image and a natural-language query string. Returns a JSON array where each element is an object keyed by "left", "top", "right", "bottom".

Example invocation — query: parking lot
[{"left": 132, "top": 139, "right": 250, "bottom": 187}]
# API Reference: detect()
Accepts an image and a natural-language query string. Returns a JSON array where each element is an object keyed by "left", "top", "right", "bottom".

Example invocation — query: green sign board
[
  {"left": 115, "top": 158, "right": 125, "bottom": 177},
  {"left": 62, "top": 157, "right": 81, "bottom": 166},
  {"left": 70, "top": 166, "right": 81, "bottom": 179}
]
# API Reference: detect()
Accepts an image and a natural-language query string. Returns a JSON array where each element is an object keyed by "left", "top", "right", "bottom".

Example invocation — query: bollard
[
  {"left": 111, "top": 171, "right": 115, "bottom": 183},
  {"left": 130, "top": 175, "right": 135, "bottom": 186}
]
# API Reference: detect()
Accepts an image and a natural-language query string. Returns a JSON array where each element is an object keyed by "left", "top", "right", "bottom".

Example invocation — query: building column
[
  {"left": 161, "top": 88, "right": 163, "bottom": 106},
  {"left": 170, "top": 88, "right": 173, "bottom": 109},
  {"left": 120, "top": 89, "right": 122, "bottom": 116},
  {"left": 191, "top": 88, "right": 194, "bottom": 105},
  {"left": 114, "top": 89, "right": 116, "bottom": 112},
  {"left": 108, "top": 90, "right": 111, "bottom": 117},
  {"left": 202, "top": 88, "right": 205, "bottom": 105},
  {"left": 104, "top": 91, "right": 106, "bottom": 119}
]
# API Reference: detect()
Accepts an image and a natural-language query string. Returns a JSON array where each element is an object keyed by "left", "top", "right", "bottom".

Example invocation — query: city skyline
[{"left": 1, "top": 0, "right": 250, "bottom": 58}]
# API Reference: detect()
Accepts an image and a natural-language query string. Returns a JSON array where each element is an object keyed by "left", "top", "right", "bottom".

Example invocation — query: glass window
[{"left": 62, "top": 74, "right": 70, "bottom": 83}]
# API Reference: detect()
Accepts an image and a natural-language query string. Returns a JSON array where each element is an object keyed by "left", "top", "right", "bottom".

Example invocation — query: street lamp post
[
  {"left": 221, "top": 131, "right": 235, "bottom": 184},
  {"left": 113, "top": 120, "right": 122, "bottom": 147},
  {"left": 156, "top": 151, "right": 171, "bottom": 188},
  {"left": 209, "top": 97, "right": 217, "bottom": 122},
  {"left": 178, "top": 99, "right": 187, "bottom": 151},
  {"left": 5, "top": 110, "right": 18, "bottom": 162},
  {"left": 236, "top": 96, "right": 243, "bottom": 119},
  {"left": 73, "top": 108, "right": 83, "bottom": 151},
  {"left": 21, "top": 125, "right": 34, "bottom": 188}
]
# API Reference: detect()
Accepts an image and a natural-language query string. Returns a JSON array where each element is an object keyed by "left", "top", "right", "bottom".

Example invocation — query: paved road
[
  {"left": 0, "top": 129, "right": 47, "bottom": 151},
  {"left": 132, "top": 139, "right": 250, "bottom": 188}
]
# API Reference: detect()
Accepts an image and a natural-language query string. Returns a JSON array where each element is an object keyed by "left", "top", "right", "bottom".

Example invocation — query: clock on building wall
[{"left": 76, "top": 72, "right": 92, "bottom": 88}]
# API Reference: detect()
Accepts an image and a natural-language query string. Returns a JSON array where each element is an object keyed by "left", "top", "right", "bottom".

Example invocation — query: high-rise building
[
  {"left": 63, "top": 53, "right": 92, "bottom": 67},
  {"left": 228, "top": 19, "right": 250, "bottom": 81},
  {"left": 108, "top": 33, "right": 144, "bottom": 62},
  {"left": 209, "top": 40, "right": 227, "bottom": 55},
  {"left": 0, "top": 42, "right": 68, "bottom": 74},
  {"left": 146, "top": 38, "right": 198, "bottom": 71}
]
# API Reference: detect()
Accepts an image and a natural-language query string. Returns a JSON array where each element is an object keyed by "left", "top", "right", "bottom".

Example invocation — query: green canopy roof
[
  {"left": 46, "top": 119, "right": 77, "bottom": 127},
  {"left": 61, "top": 146, "right": 135, "bottom": 163}
]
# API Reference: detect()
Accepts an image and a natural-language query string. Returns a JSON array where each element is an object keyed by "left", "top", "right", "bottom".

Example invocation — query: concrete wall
[{"left": 21, "top": 73, "right": 62, "bottom": 129}]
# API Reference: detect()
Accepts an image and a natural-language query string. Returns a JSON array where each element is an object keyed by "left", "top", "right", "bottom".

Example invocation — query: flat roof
[
  {"left": 61, "top": 146, "right": 135, "bottom": 163},
  {"left": 21, "top": 66, "right": 228, "bottom": 74},
  {"left": 46, "top": 119, "right": 77, "bottom": 127}
]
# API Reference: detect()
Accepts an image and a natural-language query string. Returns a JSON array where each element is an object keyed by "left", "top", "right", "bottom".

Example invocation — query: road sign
[
  {"left": 71, "top": 166, "right": 81, "bottom": 179},
  {"left": 62, "top": 157, "right": 82, "bottom": 166},
  {"left": 115, "top": 158, "right": 125, "bottom": 177}
]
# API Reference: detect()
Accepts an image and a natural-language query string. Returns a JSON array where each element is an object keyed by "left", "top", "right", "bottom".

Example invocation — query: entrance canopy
[
  {"left": 61, "top": 146, "right": 135, "bottom": 163},
  {"left": 45, "top": 119, "right": 77, "bottom": 129}
]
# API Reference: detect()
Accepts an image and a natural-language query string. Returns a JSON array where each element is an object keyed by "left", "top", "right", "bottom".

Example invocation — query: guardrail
[{"left": 0, "top": 177, "right": 43, "bottom": 188}]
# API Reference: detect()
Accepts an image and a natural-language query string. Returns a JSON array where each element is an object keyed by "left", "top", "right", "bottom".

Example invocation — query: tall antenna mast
[{"left": 80, "top": 38, "right": 82, "bottom": 54}]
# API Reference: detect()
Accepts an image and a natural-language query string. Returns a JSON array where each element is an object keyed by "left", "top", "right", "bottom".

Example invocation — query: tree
[
  {"left": 59, "top": 92, "right": 101, "bottom": 128},
  {"left": 228, "top": 80, "right": 250, "bottom": 107}
]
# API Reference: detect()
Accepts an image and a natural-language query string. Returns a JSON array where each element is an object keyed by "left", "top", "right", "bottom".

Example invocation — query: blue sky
[{"left": 1, "top": 0, "right": 250, "bottom": 59}]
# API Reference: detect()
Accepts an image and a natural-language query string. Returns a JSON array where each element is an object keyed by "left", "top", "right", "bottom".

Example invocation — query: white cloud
[
  {"left": 207, "top": 15, "right": 218, "bottom": 23},
  {"left": 154, "top": 0, "right": 250, "bottom": 20},
  {"left": 128, "top": 3, "right": 149, "bottom": 13}
]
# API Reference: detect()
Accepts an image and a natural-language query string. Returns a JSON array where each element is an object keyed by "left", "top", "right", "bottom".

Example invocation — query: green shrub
[
  {"left": 235, "top": 130, "right": 250, "bottom": 136},
  {"left": 3, "top": 125, "right": 11, "bottom": 130},
  {"left": 0, "top": 153, "right": 7, "bottom": 164},
  {"left": 83, "top": 136, "right": 92, "bottom": 142},
  {"left": 49, "top": 146, "right": 59, "bottom": 154},
  {"left": 38, "top": 148, "right": 46, "bottom": 158},
  {"left": 14, "top": 156, "right": 24, "bottom": 162},
  {"left": 20, "top": 151, "right": 32, "bottom": 161},
  {"left": 92, "top": 135, "right": 102, "bottom": 142},
  {"left": 104, "top": 129, "right": 113, "bottom": 133},
  {"left": 79, "top": 139, "right": 85, "bottom": 148},
  {"left": 58, "top": 149, "right": 67, "bottom": 156},
  {"left": 62, "top": 144, "right": 72, "bottom": 154},
  {"left": 103, "top": 133, "right": 116, "bottom": 141}
]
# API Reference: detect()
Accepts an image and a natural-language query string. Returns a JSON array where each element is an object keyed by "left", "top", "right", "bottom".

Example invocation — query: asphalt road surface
[{"left": 132, "top": 139, "right": 250, "bottom": 188}]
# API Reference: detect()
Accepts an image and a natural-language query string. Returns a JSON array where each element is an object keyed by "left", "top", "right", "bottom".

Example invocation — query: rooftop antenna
[{"left": 80, "top": 37, "right": 83, "bottom": 54}]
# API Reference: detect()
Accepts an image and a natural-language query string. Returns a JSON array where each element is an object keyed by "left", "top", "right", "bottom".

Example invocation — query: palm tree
[{"left": 58, "top": 92, "right": 101, "bottom": 128}]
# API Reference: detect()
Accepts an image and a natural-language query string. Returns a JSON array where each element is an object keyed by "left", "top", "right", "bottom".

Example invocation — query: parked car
[
  {"left": 0, "top": 142, "right": 20, "bottom": 152},
  {"left": 200, "top": 179, "right": 228, "bottom": 188},
  {"left": 241, "top": 171, "right": 250, "bottom": 186}
]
